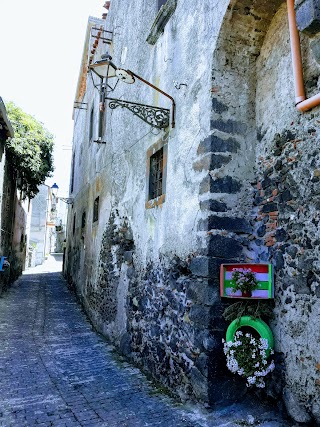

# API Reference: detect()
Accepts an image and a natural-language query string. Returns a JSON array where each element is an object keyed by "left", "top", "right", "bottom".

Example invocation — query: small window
[
  {"left": 146, "top": 138, "right": 167, "bottom": 209},
  {"left": 93, "top": 197, "right": 99, "bottom": 223},
  {"left": 72, "top": 214, "right": 76, "bottom": 235},
  {"left": 98, "top": 104, "right": 106, "bottom": 142},
  {"left": 89, "top": 104, "right": 94, "bottom": 141},
  {"left": 149, "top": 148, "right": 164, "bottom": 200},
  {"left": 70, "top": 153, "right": 75, "bottom": 194},
  {"left": 20, "top": 234, "right": 25, "bottom": 252},
  {"left": 81, "top": 211, "right": 86, "bottom": 229}
]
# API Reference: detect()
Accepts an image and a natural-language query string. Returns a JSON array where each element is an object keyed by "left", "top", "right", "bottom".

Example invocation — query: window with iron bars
[
  {"left": 72, "top": 213, "right": 76, "bottom": 235},
  {"left": 148, "top": 148, "right": 163, "bottom": 200},
  {"left": 81, "top": 211, "right": 86, "bottom": 229},
  {"left": 89, "top": 104, "right": 94, "bottom": 141},
  {"left": 93, "top": 197, "right": 99, "bottom": 223}
]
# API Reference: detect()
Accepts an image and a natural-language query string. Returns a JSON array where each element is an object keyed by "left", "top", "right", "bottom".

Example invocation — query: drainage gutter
[{"left": 287, "top": 0, "right": 320, "bottom": 112}]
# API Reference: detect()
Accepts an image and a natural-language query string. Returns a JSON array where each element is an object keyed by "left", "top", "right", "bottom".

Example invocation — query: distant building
[
  {"left": 65, "top": 1, "right": 320, "bottom": 423},
  {"left": 28, "top": 185, "right": 54, "bottom": 267},
  {"left": 54, "top": 198, "right": 68, "bottom": 254}
]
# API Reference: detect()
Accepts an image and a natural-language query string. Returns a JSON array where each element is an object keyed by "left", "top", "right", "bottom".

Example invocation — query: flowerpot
[
  {"left": 241, "top": 290, "right": 252, "bottom": 298},
  {"left": 226, "top": 315, "right": 274, "bottom": 357}
]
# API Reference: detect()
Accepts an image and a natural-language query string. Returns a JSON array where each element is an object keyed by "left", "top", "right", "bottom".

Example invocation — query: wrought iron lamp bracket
[
  {"left": 89, "top": 60, "right": 176, "bottom": 130},
  {"left": 106, "top": 97, "right": 170, "bottom": 129},
  {"left": 125, "top": 70, "right": 175, "bottom": 129},
  {"left": 59, "top": 197, "right": 74, "bottom": 205}
]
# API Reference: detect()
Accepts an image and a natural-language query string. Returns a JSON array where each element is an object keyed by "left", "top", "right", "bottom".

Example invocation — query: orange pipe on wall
[
  {"left": 287, "top": 0, "right": 320, "bottom": 111},
  {"left": 296, "top": 92, "right": 320, "bottom": 111},
  {"left": 287, "top": 0, "right": 306, "bottom": 104}
]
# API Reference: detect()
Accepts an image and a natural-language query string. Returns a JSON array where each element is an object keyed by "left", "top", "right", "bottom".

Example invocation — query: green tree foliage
[{"left": 5, "top": 101, "right": 54, "bottom": 199}]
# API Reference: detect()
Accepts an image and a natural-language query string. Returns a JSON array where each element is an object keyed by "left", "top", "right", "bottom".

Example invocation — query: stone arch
[
  {"left": 209, "top": 1, "right": 320, "bottom": 423},
  {"left": 204, "top": 0, "right": 287, "bottom": 269},
  {"left": 206, "top": 0, "right": 287, "bottom": 406},
  {"left": 210, "top": 1, "right": 286, "bottom": 211},
  {"left": 220, "top": 0, "right": 285, "bottom": 54}
]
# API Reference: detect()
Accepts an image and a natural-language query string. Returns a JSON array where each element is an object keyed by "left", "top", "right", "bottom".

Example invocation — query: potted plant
[
  {"left": 222, "top": 330, "right": 275, "bottom": 388},
  {"left": 231, "top": 267, "right": 258, "bottom": 297}
]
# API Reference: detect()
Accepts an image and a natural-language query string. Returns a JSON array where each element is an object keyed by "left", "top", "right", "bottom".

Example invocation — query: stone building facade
[
  {"left": 0, "top": 98, "right": 29, "bottom": 292},
  {"left": 0, "top": 98, "right": 15, "bottom": 292},
  {"left": 29, "top": 185, "right": 55, "bottom": 267},
  {"left": 66, "top": 1, "right": 320, "bottom": 423}
]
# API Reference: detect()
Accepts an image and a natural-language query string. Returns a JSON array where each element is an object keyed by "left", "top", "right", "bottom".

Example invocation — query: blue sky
[{"left": 0, "top": 0, "right": 105, "bottom": 195}]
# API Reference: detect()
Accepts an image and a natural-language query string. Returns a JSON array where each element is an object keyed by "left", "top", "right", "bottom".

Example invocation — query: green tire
[{"left": 226, "top": 316, "right": 274, "bottom": 357}]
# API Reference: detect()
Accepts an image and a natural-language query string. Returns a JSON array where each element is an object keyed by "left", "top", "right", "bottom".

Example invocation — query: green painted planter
[{"left": 226, "top": 315, "right": 274, "bottom": 357}]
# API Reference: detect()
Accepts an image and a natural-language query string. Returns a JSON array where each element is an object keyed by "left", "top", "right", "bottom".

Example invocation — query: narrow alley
[{"left": 0, "top": 256, "right": 290, "bottom": 427}]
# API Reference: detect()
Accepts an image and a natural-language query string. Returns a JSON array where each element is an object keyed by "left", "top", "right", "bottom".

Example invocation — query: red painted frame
[{"left": 220, "top": 263, "right": 274, "bottom": 299}]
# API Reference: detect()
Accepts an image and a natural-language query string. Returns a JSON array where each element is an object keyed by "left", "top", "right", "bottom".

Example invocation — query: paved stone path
[{"left": 0, "top": 256, "right": 292, "bottom": 427}]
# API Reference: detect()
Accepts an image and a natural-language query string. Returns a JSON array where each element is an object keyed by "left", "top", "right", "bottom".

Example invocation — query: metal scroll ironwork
[
  {"left": 59, "top": 197, "right": 74, "bottom": 205},
  {"left": 106, "top": 97, "right": 170, "bottom": 129}
]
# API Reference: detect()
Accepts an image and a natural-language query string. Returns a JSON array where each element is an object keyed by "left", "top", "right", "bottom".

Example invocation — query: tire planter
[{"left": 226, "top": 315, "right": 274, "bottom": 357}]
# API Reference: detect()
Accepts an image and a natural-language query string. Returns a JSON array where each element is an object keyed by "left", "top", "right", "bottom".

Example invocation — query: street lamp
[
  {"left": 51, "top": 182, "right": 59, "bottom": 194},
  {"left": 51, "top": 183, "right": 59, "bottom": 197},
  {"left": 88, "top": 52, "right": 175, "bottom": 137},
  {"left": 51, "top": 183, "right": 74, "bottom": 205},
  {"left": 88, "top": 53, "right": 118, "bottom": 80}
]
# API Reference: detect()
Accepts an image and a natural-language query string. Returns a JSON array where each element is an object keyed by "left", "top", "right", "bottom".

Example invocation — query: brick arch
[
  {"left": 198, "top": 0, "right": 289, "bottom": 407},
  {"left": 207, "top": 0, "right": 286, "bottom": 211},
  {"left": 221, "top": 0, "right": 285, "bottom": 55}
]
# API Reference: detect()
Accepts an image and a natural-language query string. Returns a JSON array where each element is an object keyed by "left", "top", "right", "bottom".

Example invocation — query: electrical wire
[{"left": 70, "top": 126, "right": 163, "bottom": 202}]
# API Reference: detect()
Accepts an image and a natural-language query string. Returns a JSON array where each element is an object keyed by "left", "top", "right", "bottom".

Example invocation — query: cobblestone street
[{"left": 0, "top": 256, "right": 291, "bottom": 427}]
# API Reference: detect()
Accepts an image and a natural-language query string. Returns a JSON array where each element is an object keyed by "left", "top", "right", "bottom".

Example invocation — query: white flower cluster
[{"left": 222, "top": 331, "right": 275, "bottom": 388}]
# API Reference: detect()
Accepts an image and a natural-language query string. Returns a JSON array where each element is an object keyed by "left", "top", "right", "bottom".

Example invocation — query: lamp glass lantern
[
  {"left": 89, "top": 55, "right": 118, "bottom": 79},
  {"left": 51, "top": 183, "right": 59, "bottom": 197}
]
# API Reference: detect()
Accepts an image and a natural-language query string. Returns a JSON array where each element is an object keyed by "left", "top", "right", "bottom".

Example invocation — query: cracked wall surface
[{"left": 66, "top": 1, "right": 320, "bottom": 422}]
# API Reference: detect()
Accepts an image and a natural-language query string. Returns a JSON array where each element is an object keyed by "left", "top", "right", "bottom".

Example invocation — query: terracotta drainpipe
[{"left": 287, "top": 0, "right": 320, "bottom": 111}]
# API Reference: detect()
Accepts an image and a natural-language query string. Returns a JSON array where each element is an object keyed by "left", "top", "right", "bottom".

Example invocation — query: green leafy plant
[
  {"left": 223, "top": 300, "right": 275, "bottom": 323},
  {"left": 5, "top": 101, "right": 54, "bottom": 199},
  {"left": 223, "top": 330, "right": 275, "bottom": 388},
  {"left": 231, "top": 268, "right": 258, "bottom": 294}
]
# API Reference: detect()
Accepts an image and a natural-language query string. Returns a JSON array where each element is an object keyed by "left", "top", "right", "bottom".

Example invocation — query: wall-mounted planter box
[{"left": 220, "top": 263, "right": 274, "bottom": 299}]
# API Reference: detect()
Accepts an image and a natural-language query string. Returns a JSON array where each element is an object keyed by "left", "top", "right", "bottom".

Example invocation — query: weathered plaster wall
[
  {"left": 11, "top": 196, "right": 29, "bottom": 279},
  {"left": 0, "top": 102, "right": 14, "bottom": 291},
  {"left": 67, "top": 0, "right": 320, "bottom": 421},
  {"left": 254, "top": 4, "right": 320, "bottom": 423},
  {"left": 209, "top": 0, "right": 320, "bottom": 422},
  {"left": 66, "top": 0, "right": 240, "bottom": 405},
  {"left": 29, "top": 185, "right": 47, "bottom": 266},
  {"left": 0, "top": 146, "right": 16, "bottom": 292}
]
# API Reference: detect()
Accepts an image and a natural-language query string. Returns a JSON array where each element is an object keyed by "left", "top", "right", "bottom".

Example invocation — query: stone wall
[
  {"left": 66, "top": 0, "right": 320, "bottom": 422},
  {"left": 79, "top": 209, "right": 242, "bottom": 404},
  {"left": 10, "top": 196, "right": 28, "bottom": 281},
  {"left": 208, "top": 0, "right": 320, "bottom": 422},
  {"left": 0, "top": 152, "right": 15, "bottom": 293},
  {"left": 0, "top": 119, "right": 20, "bottom": 292},
  {"left": 256, "top": 4, "right": 320, "bottom": 423},
  {"left": 0, "top": 99, "right": 29, "bottom": 289}
]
